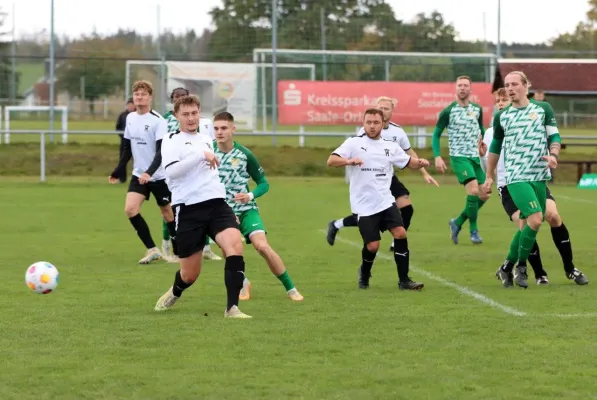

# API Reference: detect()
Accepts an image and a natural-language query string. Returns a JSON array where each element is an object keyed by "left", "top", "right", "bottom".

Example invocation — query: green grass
[
  {"left": 1, "top": 176, "right": 597, "bottom": 399},
  {"left": 15, "top": 62, "right": 45, "bottom": 95}
]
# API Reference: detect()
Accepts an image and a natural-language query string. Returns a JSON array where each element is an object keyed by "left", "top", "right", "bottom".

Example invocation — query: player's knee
[
  {"left": 527, "top": 213, "right": 543, "bottom": 230},
  {"left": 252, "top": 237, "right": 270, "bottom": 255},
  {"left": 124, "top": 205, "right": 139, "bottom": 218},
  {"left": 366, "top": 241, "right": 380, "bottom": 253},
  {"left": 392, "top": 226, "right": 407, "bottom": 239},
  {"left": 396, "top": 195, "right": 411, "bottom": 209},
  {"left": 545, "top": 210, "right": 561, "bottom": 227}
]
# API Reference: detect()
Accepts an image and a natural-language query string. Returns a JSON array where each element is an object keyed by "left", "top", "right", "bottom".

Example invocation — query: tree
[
  {"left": 0, "top": 7, "right": 19, "bottom": 102},
  {"left": 56, "top": 34, "right": 142, "bottom": 114},
  {"left": 551, "top": 0, "right": 597, "bottom": 55}
]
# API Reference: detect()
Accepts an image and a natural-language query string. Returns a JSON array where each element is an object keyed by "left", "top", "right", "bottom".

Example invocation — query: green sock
[
  {"left": 466, "top": 195, "right": 480, "bottom": 232},
  {"left": 276, "top": 270, "right": 295, "bottom": 291},
  {"left": 507, "top": 230, "right": 522, "bottom": 263},
  {"left": 162, "top": 220, "right": 170, "bottom": 241},
  {"left": 454, "top": 210, "right": 468, "bottom": 227},
  {"left": 519, "top": 225, "right": 539, "bottom": 263},
  {"left": 477, "top": 198, "right": 487, "bottom": 210}
]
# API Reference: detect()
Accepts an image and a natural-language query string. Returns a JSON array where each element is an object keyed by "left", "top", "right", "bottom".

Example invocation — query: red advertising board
[{"left": 277, "top": 80, "right": 494, "bottom": 126}]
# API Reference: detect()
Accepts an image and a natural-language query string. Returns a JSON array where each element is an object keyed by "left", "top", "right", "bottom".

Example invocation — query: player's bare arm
[{"left": 406, "top": 148, "right": 438, "bottom": 186}]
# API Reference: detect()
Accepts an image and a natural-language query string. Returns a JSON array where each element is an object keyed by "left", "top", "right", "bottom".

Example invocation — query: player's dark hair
[
  {"left": 170, "top": 87, "right": 189, "bottom": 101},
  {"left": 173, "top": 95, "right": 200, "bottom": 114},
  {"left": 363, "top": 108, "right": 383, "bottom": 120},
  {"left": 213, "top": 111, "right": 234, "bottom": 123}
]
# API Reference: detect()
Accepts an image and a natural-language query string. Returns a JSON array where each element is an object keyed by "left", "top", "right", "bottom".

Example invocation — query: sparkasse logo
[{"left": 283, "top": 83, "right": 301, "bottom": 106}]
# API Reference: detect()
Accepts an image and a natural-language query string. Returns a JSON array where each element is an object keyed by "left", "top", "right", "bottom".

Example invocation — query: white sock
[
  {"left": 203, "top": 244, "right": 211, "bottom": 251},
  {"left": 334, "top": 219, "right": 344, "bottom": 229},
  {"left": 243, "top": 278, "right": 249, "bottom": 285}
]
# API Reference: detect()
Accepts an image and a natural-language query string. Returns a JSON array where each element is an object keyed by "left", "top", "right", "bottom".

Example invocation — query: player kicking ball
[
  {"left": 480, "top": 88, "right": 588, "bottom": 286},
  {"left": 213, "top": 112, "right": 304, "bottom": 301},
  {"left": 161, "top": 87, "right": 222, "bottom": 262},
  {"left": 327, "top": 108, "right": 429, "bottom": 290}
]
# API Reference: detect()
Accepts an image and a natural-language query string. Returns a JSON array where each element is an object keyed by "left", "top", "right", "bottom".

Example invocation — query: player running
[
  {"left": 161, "top": 87, "right": 222, "bottom": 262},
  {"left": 213, "top": 112, "right": 304, "bottom": 301},
  {"left": 432, "top": 76, "right": 489, "bottom": 245},
  {"left": 484, "top": 71, "right": 564, "bottom": 288},
  {"left": 326, "top": 96, "right": 439, "bottom": 250},
  {"left": 480, "top": 87, "right": 588, "bottom": 286}
]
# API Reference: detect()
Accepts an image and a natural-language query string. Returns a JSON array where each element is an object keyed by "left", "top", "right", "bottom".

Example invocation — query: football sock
[
  {"left": 162, "top": 220, "right": 170, "bottom": 241},
  {"left": 166, "top": 221, "right": 178, "bottom": 256},
  {"left": 399, "top": 205, "right": 414, "bottom": 231},
  {"left": 527, "top": 241, "right": 547, "bottom": 278},
  {"left": 519, "top": 225, "right": 538, "bottom": 263},
  {"left": 551, "top": 223, "right": 574, "bottom": 273},
  {"left": 172, "top": 270, "right": 193, "bottom": 297},
  {"left": 276, "top": 270, "right": 295, "bottom": 291},
  {"left": 128, "top": 214, "right": 156, "bottom": 249},
  {"left": 333, "top": 219, "right": 344, "bottom": 229},
  {"left": 224, "top": 255, "right": 245, "bottom": 311},
  {"left": 343, "top": 214, "right": 358, "bottom": 227},
  {"left": 454, "top": 209, "right": 468, "bottom": 227},
  {"left": 393, "top": 238, "right": 410, "bottom": 282},
  {"left": 466, "top": 195, "right": 480, "bottom": 232},
  {"left": 361, "top": 246, "right": 377, "bottom": 276},
  {"left": 506, "top": 230, "right": 522, "bottom": 265},
  {"left": 477, "top": 198, "right": 487, "bottom": 211}
]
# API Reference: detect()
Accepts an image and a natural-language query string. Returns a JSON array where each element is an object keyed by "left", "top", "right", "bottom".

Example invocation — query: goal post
[{"left": 3, "top": 106, "right": 69, "bottom": 144}]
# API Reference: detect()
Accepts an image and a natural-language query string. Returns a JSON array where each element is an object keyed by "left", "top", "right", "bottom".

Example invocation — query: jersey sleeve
[
  {"left": 161, "top": 135, "right": 181, "bottom": 168},
  {"left": 155, "top": 117, "right": 168, "bottom": 141},
  {"left": 242, "top": 146, "right": 269, "bottom": 198},
  {"left": 331, "top": 138, "right": 355, "bottom": 159},
  {"left": 123, "top": 114, "right": 132, "bottom": 139},
  {"left": 398, "top": 128, "right": 411, "bottom": 151},
  {"left": 390, "top": 144, "right": 411, "bottom": 169},
  {"left": 483, "top": 127, "right": 494, "bottom": 148},
  {"left": 477, "top": 105, "right": 486, "bottom": 136},
  {"left": 432, "top": 107, "right": 450, "bottom": 157},
  {"left": 489, "top": 111, "right": 505, "bottom": 155}
]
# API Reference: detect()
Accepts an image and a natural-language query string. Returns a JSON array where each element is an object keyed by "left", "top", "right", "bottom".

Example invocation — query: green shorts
[
  {"left": 238, "top": 209, "right": 267, "bottom": 244},
  {"left": 450, "top": 156, "right": 485, "bottom": 185},
  {"left": 507, "top": 181, "right": 547, "bottom": 219}
]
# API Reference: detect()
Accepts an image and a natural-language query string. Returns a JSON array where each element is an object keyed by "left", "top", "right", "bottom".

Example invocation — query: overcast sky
[{"left": 1, "top": 0, "right": 590, "bottom": 45}]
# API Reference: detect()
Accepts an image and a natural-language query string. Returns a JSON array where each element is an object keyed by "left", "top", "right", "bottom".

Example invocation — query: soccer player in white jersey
[
  {"left": 432, "top": 76, "right": 489, "bottom": 245},
  {"left": 161, "top": 87, "right": 222, "bottom": 263},
  {"left": 480, "top": 87, "right": 588, "bottom": 286},
  {"left": 327, "top": 108, "right": 430, "bottom": 290},
  {"left": 326, "top": 96, "right": 439, "bottom": 250},
  {"left": 154, "top": 95, "right": 251, "bottom": 318},
  {"left": 109, "top": 80, "right": 174, "bottom": 264}
]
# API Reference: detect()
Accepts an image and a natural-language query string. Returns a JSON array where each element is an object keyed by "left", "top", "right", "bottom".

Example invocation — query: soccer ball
[{"left": 25, "top": 261, "right": 59, "bottom": 294}]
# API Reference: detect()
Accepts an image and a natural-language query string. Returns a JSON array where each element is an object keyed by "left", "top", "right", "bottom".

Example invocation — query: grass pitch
[{"left": 1, "top": 176, "right": 597, "bottom": 399}]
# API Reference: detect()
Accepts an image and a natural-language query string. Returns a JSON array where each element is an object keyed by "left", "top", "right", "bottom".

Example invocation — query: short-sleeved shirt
[
  {"left": 332, "top": 134, "right": 411, "bottom": 217},
  {"left": 161, "top": 131, "right": 226, "bottom": 206},
  {"left": 358, "top": 122, "right": 411, "bottom": 151},
  {"left": 124, "top": 110, "right": 168, "bottom": 181},
  {"left": 434, "top": 101, "right": 484, "bottom": 158},
  {"left": 492, "top": 101, "right": 558, "bottom": 185},
  {"left": 214, "top": 142, "right": 265, "bottom": 215},
  {"left": 481, "top": 127, "right": 507, "bottom": 187}
]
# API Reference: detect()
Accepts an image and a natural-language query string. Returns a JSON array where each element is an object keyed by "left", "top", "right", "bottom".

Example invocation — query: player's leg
[
  {"left": 449, "top": 157, "right": 482, "bottom": 244},
  {"left": 507, "top": 181, "right": 546, "bottom": 288},
  {"left": 326, "top": 213, "right": 358, "bottom": 246},
  {"left": 125, "top": 178, "right": 160, "bottom": 264},
  {"left": 209, "top": 200, "right": 252, "bottom": 318},
  {"left": 202, "top": 236, "right": 222, "bottom": 260},
  {"left": 161, "top": 220, "right": 171, "bottom": 257},
  {"left": 385, "top": 205, "right": 423, "bottom": 290},
  {"left": 356, "top": 214, "right": 382, "bottom": 289},
  {"left": 151, "top": 180, "right": 178, "bottom": 263},
  {"left": 241, "top": 210, "right": 304, "bottom": 301},
  {"left": 154, "top": 205, "right": 205, "bottom": 311},
  {"left": 544, "top": 192, "right": 588, "bottom": 285},
  {"left": 388, "top": 176, "right": 413, "bottom": 251}
]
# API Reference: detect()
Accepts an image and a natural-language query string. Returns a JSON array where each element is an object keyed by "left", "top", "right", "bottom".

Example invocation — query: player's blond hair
[
  {"left": 506, "top": 71, "right": 531, "bottom": 87},
  {"left": 376, "top": 96, "right": 395, "bottom": 108},
  {"left": 456, "top": 75, "right": 472, "bottom": 84},
  {"left": 173, "top": 95, "right": 201, "bottom": 114},
  {"left": 493, "top": 88, "right": 507, "bottom": 99},
  {"left": 132, "top": 80, "right": 154, "bottom": 95}
]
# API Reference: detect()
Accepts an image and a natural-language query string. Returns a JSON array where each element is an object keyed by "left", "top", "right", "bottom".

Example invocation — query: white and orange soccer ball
[{"left": 25, "top": 261, "right": 59, "bottom": 294}]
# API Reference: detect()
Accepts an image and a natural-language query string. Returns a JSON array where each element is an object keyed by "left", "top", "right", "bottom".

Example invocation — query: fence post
[{"left": 299, "top": 125, "right": 305, "bottom": 147}]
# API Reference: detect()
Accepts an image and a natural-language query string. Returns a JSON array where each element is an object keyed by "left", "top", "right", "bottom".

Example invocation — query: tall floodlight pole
[
  {"left": 271, "top": 0, "right": 278, "bottom": 145},
  {"left": 157, "top": 4, "right": 166, "bottom": 114},
  {"left": 10, "top": 3, "right": 16, "bottom": 104},
  {"left": 49, "top": 0, "right": 55, "bottom": 144},
  {"left": 496, "top": 0, "right": 502, "bottom": 58}
]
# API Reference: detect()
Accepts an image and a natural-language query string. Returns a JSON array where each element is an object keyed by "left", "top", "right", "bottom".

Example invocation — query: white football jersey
[
  {"left": 161, "top": 131, "right": 226, "bottom": 206},
  {"left": 358, "top": 122, "right": 411, "bottom": 151},
  {"left": 332, "top": 134, "right": 411, "bottom": 217},
  {"left": 481, "top": 127, "right": 507, "bottom": 188},
  {"left": 198, "top": 118, "right": 215, "bottom": 139},
  {"left": 124, "top": 110, "right": 168, "bottom": 181}
]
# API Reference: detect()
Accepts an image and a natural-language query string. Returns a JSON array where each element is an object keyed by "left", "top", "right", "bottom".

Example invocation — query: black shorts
[
  {"left": 390, "top": 175, "right": 410, "bottom": 199},
  {"left": 128, "top": 175, "right": 171, "bottom": 207},
  {"left": 358, "top": 204, "right": 404, "bottom": 244},
  {"left": 173, "top": 198, "right": 239, "bottom": 258},
  {"left": 498, "top": 185, "right": 555, "bottom": 220}
]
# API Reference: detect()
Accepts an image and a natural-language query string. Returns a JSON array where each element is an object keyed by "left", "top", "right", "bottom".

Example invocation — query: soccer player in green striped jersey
[
  {"left": 213, "top": 111, "right": 304, "bottom": 302},
  {"left": 432, "top": 75, "right": 490, "bottom": 245},
  {"left": 162, "top": 87, "right": 222, "bottom": 262}
]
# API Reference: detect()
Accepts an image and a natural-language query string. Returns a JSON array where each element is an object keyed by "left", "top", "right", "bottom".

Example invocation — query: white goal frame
[{"left": 3, "top": 106, "right": 69, "bottom": 144}]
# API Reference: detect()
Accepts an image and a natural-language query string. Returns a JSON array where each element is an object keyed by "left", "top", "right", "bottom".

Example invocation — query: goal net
[
  {"left": 3, "top": 106, "right": 69, "bottom": 144},
  {"left": 126, "top": 60, "right": 315, "bottom": 131}
]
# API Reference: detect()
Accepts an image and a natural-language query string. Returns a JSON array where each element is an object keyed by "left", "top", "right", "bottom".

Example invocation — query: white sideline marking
[
  {"left": 319, "top": 229, "right": 527, "bottom": 317},
  {"left": 557, "top": 194, "right": 597, "bottom": 205}
]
